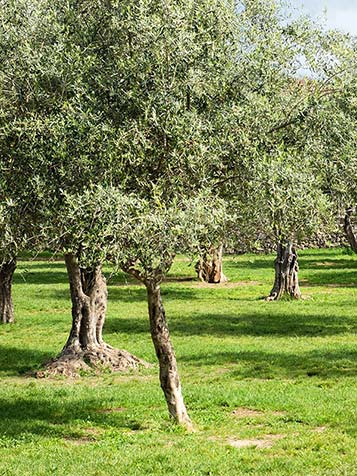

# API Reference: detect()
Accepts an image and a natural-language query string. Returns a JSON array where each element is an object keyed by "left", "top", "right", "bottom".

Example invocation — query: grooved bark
[
  {"left": 344, "top": 208, "right": 357, "bottom": 253},
  {"left": 0, "top": 258, "right": 16, "bottom": 324},
  {"left": 146, "top": 281, "right": 192, "bottom": 429},
  {"left": 38, "top": 253, "right": 146, "bottom": 377},
  {"left": 196, "top": 244, "right": 228, "bottom": 284},
  {"left": 266, "top": 242, "right": 301, "bottom": 301}
]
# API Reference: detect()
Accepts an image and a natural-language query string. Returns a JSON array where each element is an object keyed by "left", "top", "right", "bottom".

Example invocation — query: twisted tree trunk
[
  {"left": 344, "top": 208, "right": 357, "bottom": 253},
  {"left": 196, "top": 244, "right": 228, "bottom": 284},
  {"left": 266, "top": 241, "right": 301, "bottom": 301},
  {"left": 146, "top": 280, "right": 192, "bottom": 429},
  {"left": 0, "top": 258, "right": 16, "bottom": 324},
  {"left": 38, "top": 253, "right": 145, "bottom": 377}
]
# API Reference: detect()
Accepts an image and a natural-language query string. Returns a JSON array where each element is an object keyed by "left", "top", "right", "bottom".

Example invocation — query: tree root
[{"left": 36, "top": 344, "right": 150, "bottom": 378}]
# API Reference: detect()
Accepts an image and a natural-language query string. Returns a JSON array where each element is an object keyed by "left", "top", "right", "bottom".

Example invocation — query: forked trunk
[
  {"left": 344, "top": 208, "right": 357, "bottom": 253},
  {"left": 196, "top": 244, "right": 228, "bottom": 284},
  {"left": 0, "top": 258, "right": 16, "bottom": 324},
  {"left": 266, "top": 242, "right": 301, "bottom": 301},
  {"left": 146, "top": 281, "right": 192, "bottom": 429},
  {"left": 38, "top": 253, "right": 145, "bottom": 377}
]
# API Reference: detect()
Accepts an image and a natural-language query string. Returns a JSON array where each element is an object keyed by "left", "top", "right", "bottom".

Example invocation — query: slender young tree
[{"left": 57, "top": 186, "right": 228, "bottom": 427}]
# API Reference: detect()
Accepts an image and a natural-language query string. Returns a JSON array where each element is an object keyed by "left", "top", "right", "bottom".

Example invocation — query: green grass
[{"left": 0, "top": 248, "right": 356, "bottom": 476}]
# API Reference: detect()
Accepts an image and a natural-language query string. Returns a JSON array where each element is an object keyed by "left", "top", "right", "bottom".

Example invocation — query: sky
[{"left": 296, "top": 0, "right": 357, "bottom": 34}]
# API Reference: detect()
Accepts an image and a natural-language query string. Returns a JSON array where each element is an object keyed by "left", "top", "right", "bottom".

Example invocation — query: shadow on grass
[
  {"left": 180, "top": 348, "right": 357, "bottom": 378},
  {"left": 0, "top": 395, "right": 146, "bottom": 440},
  {"left": 14, "top": 255, "right": 357, "bottom": 289},
  {"left": 104, "top": 309, "right": 356, "bottom": 338},
  {"left": 299, "top": 258, "right": 357, "bottom": 271},
  {"left": 30, "top": 284, "right": 205, "bottom": 303},
  {"left": 14, "top": 269, "right": 68, "bottom": 286},
  {"left": 0, "top": 346, "right": 53, "bottom": 375},
  {"left": 301, "top": 270, "right": 357, "bottom": 287},
  {"left": 229, "top": 256, "right": 357, "bottom": 273},
  {"left": 17, "top": 262, "right": 66, "bottom": 270}
]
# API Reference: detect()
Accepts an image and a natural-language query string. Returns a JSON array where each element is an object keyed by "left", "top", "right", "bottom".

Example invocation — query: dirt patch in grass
[
  {"left": 63, "top": 427, "right": 103, "bottom": 445},
  {"left": 232, "top": 408, "right": 286, "bottom": 418},
  {"left": 164, "top": 276, "right": 195, "bottom": 282},
  {"left": 194, "top": 281, "right": 261, "bottom": 289},
  {"left": 312, "top": 426, "right": 327, "bottom": 433},
  {"left": 313, "top": 262, "right": 337, "bottom": 267},
  {"left": 232, "top": 408, "right": 265, "bottom": 418},
  {"left": 326, "top": 283, "right": 356, "bottom": 288},
  {"left": 84, "top": 427, "right": 103, "bottom": 436},
  {"left": 269, "top": 410, "right": 287, "bottom": 416},
  {"left": 228, "top": 434, "right": 286, "bottom": 449},
  {"left": 63, "top": 436, "right": 95, "bottom": 445}
]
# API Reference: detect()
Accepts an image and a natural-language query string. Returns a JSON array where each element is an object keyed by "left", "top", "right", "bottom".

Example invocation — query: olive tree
[
  {"left": 0, "top": 0, "right": 45, "bottom": 323},
  {"left": 208, "top": 0, "right": 357, "bottom": 292},
  {"left": 56, "top": 186, "right": 228, "bottom": 428},
  {"left": 308, "top": 62, "right": 357, "bottom": 252},
  {"left": 244, "top": 152, "right": 332, "bottom": 300},
  {"left": 3, "top": 0, "right": 237, "bottom": 377},
  {"left": 0, "top": 203, "right": 17, "bottom": 323},
  {"left": 0, "top": 0, "right": 146, "bottom": 368}
]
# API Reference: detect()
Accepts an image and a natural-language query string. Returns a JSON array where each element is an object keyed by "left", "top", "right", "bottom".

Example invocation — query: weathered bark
[
  {"left": 0, "top": 258, "right": 16, "bottom": 324},
  {"left": 266, "top": 241, "right": 301, "bottom": 301},
  {"left": 146, "top": 281, "right": 192, "bottom": 429},
  {"left": 344, "top": 208, "right": 357, "bottom": 253},
  {"left": 38, "top": 253, "right": 146, "bottom": 377},
  {"left": 195, "top": 244, "right": 228, "bottom": 284}
]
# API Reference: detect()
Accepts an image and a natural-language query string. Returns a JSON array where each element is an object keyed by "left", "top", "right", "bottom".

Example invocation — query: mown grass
[{"left": 0, "top": 248, "right": 356, "bottom": 476}]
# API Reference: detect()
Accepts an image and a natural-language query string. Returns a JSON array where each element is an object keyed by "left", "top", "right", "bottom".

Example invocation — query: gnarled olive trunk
[
  {"left": 0, "top": 258, "right": 16, "bottom": 324},
  {"left": 146, "top": 281, "right": 192, "bottom": 429},
  {"left": 266, "top": 242, "right": 301, "bottom": 301},
  {"left": 196, "top": 244, "right": 228, "bottom": 284},
  {"left": 38, "top": 253, "right": 145, "bottom": 377},
  {"left": 344, "top": 208, "right": 357, "bottom": 253}
]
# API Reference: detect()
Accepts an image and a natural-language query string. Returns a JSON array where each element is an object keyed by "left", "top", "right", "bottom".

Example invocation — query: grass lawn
[{"left": 0, "top": 248, "right": 356, "bottom": 476}]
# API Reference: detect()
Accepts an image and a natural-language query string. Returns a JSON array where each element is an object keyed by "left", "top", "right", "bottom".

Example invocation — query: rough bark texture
[
  {"left": 266, "top": 242, "right": 301, "bottom": 301},
  {"left": 0, "top": 258, "right": 16, "bottom": 324},
  {"left": 146, "top": 281, "right": 192, "bottom": 429},
  {"left": 344, "top": 208, "right": 357, "bottom": 253},
  {"left": 196, "top": 244, "right": 228, "bottom": 284},
  {"left": 38, "top": 253, "right": 146, "bottom": 377}
]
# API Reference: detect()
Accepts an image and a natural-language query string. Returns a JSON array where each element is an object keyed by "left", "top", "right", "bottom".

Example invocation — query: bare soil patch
[
  {"left": 232, "top": 408, "right": 286, "bottom": 418},
  {"left": 326, "top": 283, "right": 356, "bottom": 288},
  {"left": 228, "top": 434, "right": 285, "bottom": 449},
  {"left": 194, "top": 280, "right": 261, "bottom": 289},
  {"left": 232, "top": 408, "right": 264, "bottom": 418},
  {"left": 63, "top": 436, "right": 95, "bottom": 445},
  {"left": 312, "top": 426, "right": 327, "bottom": 433}
]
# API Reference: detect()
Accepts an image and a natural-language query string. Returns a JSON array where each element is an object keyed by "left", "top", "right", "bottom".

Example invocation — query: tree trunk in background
[
  {"left": 266, "top": 242, "right": 301, "bottom": 301},
  {"left": 196, "top": 244, "right": 228, "bottom": 284},
  {"left": 146, "top": 281, "right": 192, "bottom": 429},
  {"left": 0, "top": 258, "right": 16, "bottom": 324},
  {"left": 344, "top": 208, "right": 357, "bottom": 253},
  {"left": 38, "top": 253, "right": 146, "bottom": 377}
]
